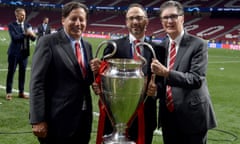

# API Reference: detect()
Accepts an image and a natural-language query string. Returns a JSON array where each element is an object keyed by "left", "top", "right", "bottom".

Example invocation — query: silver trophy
[{"left": 95, "top": 40, "right": 156, "bottom": 144}]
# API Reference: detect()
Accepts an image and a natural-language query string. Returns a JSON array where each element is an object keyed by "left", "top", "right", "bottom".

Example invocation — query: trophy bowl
[{"left": 101, "top": 58, "right": 145, "bottom": 144}]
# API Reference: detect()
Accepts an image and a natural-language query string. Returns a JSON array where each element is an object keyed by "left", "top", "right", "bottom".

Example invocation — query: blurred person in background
[
  {"left": 37, "top": 17, "right": 51, "bottom": 42},
  {"left": 6, "top": 7, "right": 36, "bottom": 100},
  {"left": 151, "top": 1, "right": 217, "bottom": 144},
  {"left": 30, "top": 2, "right": 94, "bottom": 144}
]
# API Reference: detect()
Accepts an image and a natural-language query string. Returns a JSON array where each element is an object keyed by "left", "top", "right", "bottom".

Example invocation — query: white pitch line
[
  {"left": 0, "top": 84, "right": 29, "bottom": 95},
  {"left": 209, "top": 61, "right": 240, "bottom": 64},
  {"left": 210, "top": 55, "right": 240, "bottom": 59},
  {"left": 0, "top": 84, "right": 100, "bottom": 116},
  {"left": 0, "top": 67, "right": 31, "bottom": 72}
]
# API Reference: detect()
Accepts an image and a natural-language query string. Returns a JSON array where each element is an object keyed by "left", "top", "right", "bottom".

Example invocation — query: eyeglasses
[
  {"left": 161, "top": 14, "right": 182, "bottom": 22},
  {"left": 126, "top": 16, "right": 146, "bottom": 21}
]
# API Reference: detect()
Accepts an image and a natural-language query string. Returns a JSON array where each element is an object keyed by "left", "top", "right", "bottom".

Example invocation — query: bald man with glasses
[{"left": 91, "top": 3, "right": 157, "bottom": 144}]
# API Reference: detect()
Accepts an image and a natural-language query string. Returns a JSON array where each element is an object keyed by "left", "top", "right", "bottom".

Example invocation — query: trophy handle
[
  {"left": 134, "top": 42, "right": 156, "bottom": 60},
  {"left": 94, "top": 40, "right": 117, "bottom": 127},
  {"left": 95, "top": 40, "right": 117, "bottom": 59},
  {"left": 135, "top": 42, "right": 157, "bottom": 99}
]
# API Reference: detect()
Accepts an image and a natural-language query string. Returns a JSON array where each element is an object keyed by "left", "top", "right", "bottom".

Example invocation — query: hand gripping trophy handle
[{"left": 135, "top": 42, "right": 157, "bottom": 100}]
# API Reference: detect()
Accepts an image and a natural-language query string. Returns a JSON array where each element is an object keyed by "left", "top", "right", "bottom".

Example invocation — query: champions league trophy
[{"left": 95, "top": 41, "right": 156, "bottom": 144}]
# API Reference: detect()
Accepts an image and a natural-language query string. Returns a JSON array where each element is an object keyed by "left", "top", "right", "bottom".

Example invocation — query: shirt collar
[
  {"left": 168, "top": 30, "right": 184, "bottom": 46},
  {"left": 63, "top": 29, "right": 82, "bottom": 50},
  {"left": 64, "top": 29, "right": 81, "bottom": 42},
  {"left": 16, "top": 20, "right": 24, "bottom": 25},
  {"left": 129, "top": 33, "right": 145, "bottom": 44}
]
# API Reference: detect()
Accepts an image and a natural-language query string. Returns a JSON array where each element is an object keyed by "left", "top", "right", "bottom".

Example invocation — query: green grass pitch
[{"left": 0, "top": 30, "right": 240, "bottom": 144}]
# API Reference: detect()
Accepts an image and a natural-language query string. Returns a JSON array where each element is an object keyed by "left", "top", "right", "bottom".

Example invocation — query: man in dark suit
[
  {"left": 37, "top": 17, "right": 51, "bottom": 42},
  {"left": 151, "top": 1, "right": 217, "bottom": 144},
  {"left": 91, "top": 3, "right": 157, "bottom": 144},
  {"left": 30, "top": 2, "right": 94, "bottom": 144},
  {"left": 6, "top": 7, "right": 36, "bottom": 100}
]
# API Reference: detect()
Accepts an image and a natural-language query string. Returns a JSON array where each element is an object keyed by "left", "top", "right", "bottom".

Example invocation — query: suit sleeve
[
  {"left": 8, "top": 23, "right": 25, "bottom": 41},
  {"left": 30, "top": 36, "right": 52, "bottom": 124}
]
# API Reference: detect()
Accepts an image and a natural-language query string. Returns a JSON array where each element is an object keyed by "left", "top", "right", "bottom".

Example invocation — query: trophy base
[{"left": 103, "top": 133, "right": 135, "bottom": 144}]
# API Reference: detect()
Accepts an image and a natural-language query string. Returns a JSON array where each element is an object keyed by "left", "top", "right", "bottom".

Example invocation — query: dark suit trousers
[
  {"left": 6, "top": 54, "right": 28, "bottom": 93},
  {"left": 38, "top": 110, "right": 91, "bottom": 144},
  {"left": 161, "top": 106, "right": 207, "bottom": 144}
]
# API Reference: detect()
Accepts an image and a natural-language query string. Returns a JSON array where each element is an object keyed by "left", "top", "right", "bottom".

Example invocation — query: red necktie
[
  {"left": 75, "top": 42, "right": 86, "bottom": 77},
  {"left": 133, "top": 40, "right": 141, "bottom": 60},
  {"left": 166, "top": 41, "right": 176, "bottom": 112}
]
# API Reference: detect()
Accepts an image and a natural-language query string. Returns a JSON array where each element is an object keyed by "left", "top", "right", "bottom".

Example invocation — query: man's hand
[
  {"left": 151, "top": 59, "right": 169, "bottom": 77},
  {"left": 32, "top": 122, "right": 48, "bottom": 138},
  {"left": 25, "top": 28, "right": 36, "bottom": 37},
  {"left": 90, "top": 58, "right": 101, "bottom": 75},
  {"left": 146, "top": 74, "right": 157, "bottom": 96},
  {"left": 92, "top": 82, "right": 101, "bottom": 95}
]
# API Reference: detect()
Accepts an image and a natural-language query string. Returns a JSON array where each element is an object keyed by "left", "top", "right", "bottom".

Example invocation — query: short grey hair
[{"left": 159, "top": 1, "right": 184, "bottom": 17}]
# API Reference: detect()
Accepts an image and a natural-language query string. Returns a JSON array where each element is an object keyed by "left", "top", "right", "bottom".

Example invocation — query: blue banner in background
[{"left": 208, "top": 43, "right": 222, "bottom": 49}]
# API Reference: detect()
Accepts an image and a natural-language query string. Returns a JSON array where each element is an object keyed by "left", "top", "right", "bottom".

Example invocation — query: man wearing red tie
[
  {"left": 151, "top": 1, "right": 217, "bottom": 144},
  {"left": 91, "top": 3, "right": 157, "bottom": 144},
  {"left": 30, "top": 2, "right": 94, "bottom": 144}
]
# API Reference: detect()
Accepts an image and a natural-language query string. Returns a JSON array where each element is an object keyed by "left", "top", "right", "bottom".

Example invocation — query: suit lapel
[
  {"left": 59, "top": 31, "right": 77, "bottom": 65},
  {"left": 164, "top": 34, "right": 189, "bottom": 70},
  {"left": 173, "top": 33, "right": 189, "bottom": 70},
  {"left": 81, "top": 39, "right": 91, "bottom": 77},
  {"left": 13, "top": 22, "right": 23, "bottom": 34},
  {"left": 81, "top": 39, "right": 90, "bottom": 67},
  {"left": 162, "top": 40, "right": 169, "bottom": 67},
  {"left": 57, "top": 30, "right": 84, "bottom": 79}
]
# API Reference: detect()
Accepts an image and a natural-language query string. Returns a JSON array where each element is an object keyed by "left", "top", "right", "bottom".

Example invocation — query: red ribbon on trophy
[
  {"left": 127, "top": 101, "right": 145, "bottom": 144},
  {"left": 95, "top": 60, "right": 108, "bottom": 144},
  {"left": 95, "top": 60, "right": 145, "bottom": 144}
]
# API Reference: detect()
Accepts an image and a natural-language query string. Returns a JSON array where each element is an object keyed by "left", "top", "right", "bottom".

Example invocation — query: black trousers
[
  {"left": 160, "top": 107, "right": 207, "bottom": 144},
  {"left": 162, "top": 130, "right": 207, "bottom": 144},
  {"left": 6, "top": 54, "right": 28, "bottom": 94},
  {"left": 38, "top": 111, "right": 92, "bottom": 144}
]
